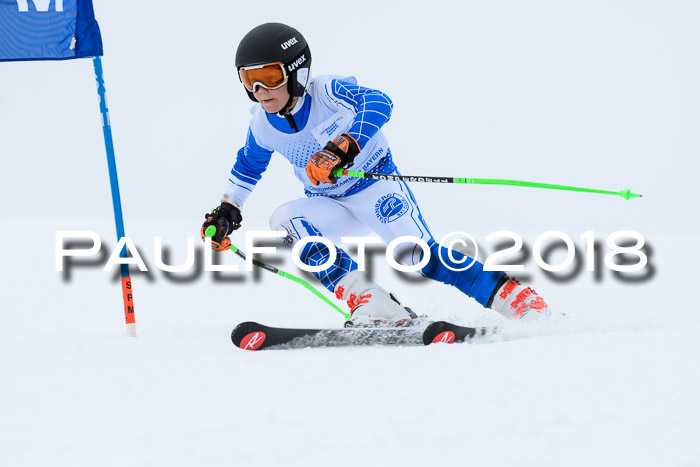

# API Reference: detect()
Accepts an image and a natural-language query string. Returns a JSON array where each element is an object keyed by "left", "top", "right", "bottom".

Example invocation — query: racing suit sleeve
[
  {"left": 322, "top": 77, "right": 393, "bottom": 150},
  {"left": 222, "top": 128, "right": 273, "bottom": 210}
]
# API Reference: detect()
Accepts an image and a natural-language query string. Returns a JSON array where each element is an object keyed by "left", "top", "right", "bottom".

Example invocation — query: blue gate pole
[{"left": 93, "top": 56, "right": 137, "bottom": 337}]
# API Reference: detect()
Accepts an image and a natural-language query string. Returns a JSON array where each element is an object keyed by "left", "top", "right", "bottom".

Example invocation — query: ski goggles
[{"left": 238, "top": 62, "right": 288, "bottom": 93}]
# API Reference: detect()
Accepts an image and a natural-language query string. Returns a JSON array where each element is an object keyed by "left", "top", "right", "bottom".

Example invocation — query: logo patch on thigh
[{"left": 375, "top": 193, "right": 409, "bottom": 223}]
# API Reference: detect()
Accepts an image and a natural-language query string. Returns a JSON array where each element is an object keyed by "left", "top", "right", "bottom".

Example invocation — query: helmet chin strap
[
  {"left": 278, "top": 94, "right": 296, "bottom": 116},
  {"left": 278, "top": 77, "right": 302, "bottom": 116},
  {"left": 278, "top": 94, "right": 299, "bottom": 133}
]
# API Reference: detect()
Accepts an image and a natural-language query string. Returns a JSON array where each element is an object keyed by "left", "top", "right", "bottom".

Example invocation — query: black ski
[
  {"left": 231, "top": 321, "right": 423, "bottom": 350},
  {"left": 422, "top": 321, "right": 494, "bottom": 345}
]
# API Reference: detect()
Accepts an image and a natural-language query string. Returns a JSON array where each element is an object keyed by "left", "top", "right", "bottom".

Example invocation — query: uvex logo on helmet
[
  {"left": 236, "top": 23, "right": 311, "bottom": 103},
  {"left": 280, "top": 37, "right": 298, "bottom": 50},
  {"left": 287, "top": 54, "right": 306, "bottom": 72}
]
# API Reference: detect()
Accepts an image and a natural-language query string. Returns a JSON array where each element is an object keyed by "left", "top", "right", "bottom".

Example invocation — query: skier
[{"left": 202, "top": 22, "right": 551, "bottom": 326}]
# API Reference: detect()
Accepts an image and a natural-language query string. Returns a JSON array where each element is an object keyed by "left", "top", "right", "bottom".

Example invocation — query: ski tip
[
  {"left": 238, "top": 331, "right": 267, "bottom": 351},
  {"left": 231, "top": 321, "right": 267, "bottom": 350}
]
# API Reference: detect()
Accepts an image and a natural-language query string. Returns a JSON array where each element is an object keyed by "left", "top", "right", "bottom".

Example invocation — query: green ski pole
[
  {"left": 204, "top": 225, "right": 350, "bottom": 320},
  {"left": 332, "top": 169, "right": 642, "bottom": 200}
]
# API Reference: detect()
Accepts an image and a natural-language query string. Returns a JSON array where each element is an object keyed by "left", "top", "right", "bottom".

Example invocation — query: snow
[{"left": 2, "top": 1, "right": 700, "bottom": 466}]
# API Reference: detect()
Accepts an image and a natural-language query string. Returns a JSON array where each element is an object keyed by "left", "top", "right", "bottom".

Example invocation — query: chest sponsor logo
[{"left": 311, "top": 114, "right": 351, "bottom": 146}]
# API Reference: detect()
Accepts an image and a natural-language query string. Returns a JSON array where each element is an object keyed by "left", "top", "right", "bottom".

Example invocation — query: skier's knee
[
  {"left": 269, "top": 201, "right": 296, "bottom": 231},
  {"left": 269, "top": 204, "right": 296, "bottom": 248},
  {"left": 391, "top": 238, "right": 430, "bottom": 268},
  {"left": 269, "top": 203, "right": 323, "bottom": 249}
]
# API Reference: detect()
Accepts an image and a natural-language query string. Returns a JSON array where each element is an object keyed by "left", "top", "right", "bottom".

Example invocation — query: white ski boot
[
  {"left": 334, "top": 270, "right": 416, "bottom": 327},
  {"left": 489, "top": 276, "right": 551, "bottom": 321}
]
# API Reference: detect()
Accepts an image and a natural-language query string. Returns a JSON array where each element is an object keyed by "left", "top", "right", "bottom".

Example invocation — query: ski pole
[
  {"left": 204, "top": 226, "right": 350, "bottom": 320},
  {"left": 332, "top": 168, "right": 642, "bottom": 200}
]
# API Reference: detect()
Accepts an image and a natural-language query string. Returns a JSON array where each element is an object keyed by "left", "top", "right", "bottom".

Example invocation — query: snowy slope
[
  {"left": 1, "top": 220, "right": 698, "bottom": 467},
  {"left": 2, "top": 1, "right": 700, "bottom": 466}
]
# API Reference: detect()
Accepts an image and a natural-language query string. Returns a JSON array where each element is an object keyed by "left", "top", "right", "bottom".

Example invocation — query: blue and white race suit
[{"left": 223, "top": 75, "right": 503, "bottom": 306}]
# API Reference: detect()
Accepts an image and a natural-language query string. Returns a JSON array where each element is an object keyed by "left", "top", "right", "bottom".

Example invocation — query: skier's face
[{"left": 254, "top": 84, "right": 291, "bottom": 113}]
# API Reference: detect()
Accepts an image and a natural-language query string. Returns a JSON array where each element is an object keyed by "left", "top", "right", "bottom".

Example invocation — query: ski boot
[
  {"left": 334, "top": 270, "right": 417, "bottom": 327},
  {"left": 489, "top": 276, "right": 552, "bottom": 321}
]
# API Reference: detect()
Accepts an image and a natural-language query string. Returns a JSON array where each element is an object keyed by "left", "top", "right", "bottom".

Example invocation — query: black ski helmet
[{"left": 235, "top": 23, "right": 312, "bottom": 104}]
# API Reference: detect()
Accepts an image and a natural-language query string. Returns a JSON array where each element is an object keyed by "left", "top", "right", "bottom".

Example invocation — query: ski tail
[{"left": 422, "top": 321, "right": 493, "bottom": 345}]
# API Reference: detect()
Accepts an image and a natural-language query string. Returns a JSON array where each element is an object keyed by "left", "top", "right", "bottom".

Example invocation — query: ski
[
  {"left": 231, "top": 321, "right": 424, "bottom": 351},
  {"left": 231, "top": 320, "right": 497, "bottom": 351},
  {"left": 422, "top": 321, "right": 494, "bottom": 345}
]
